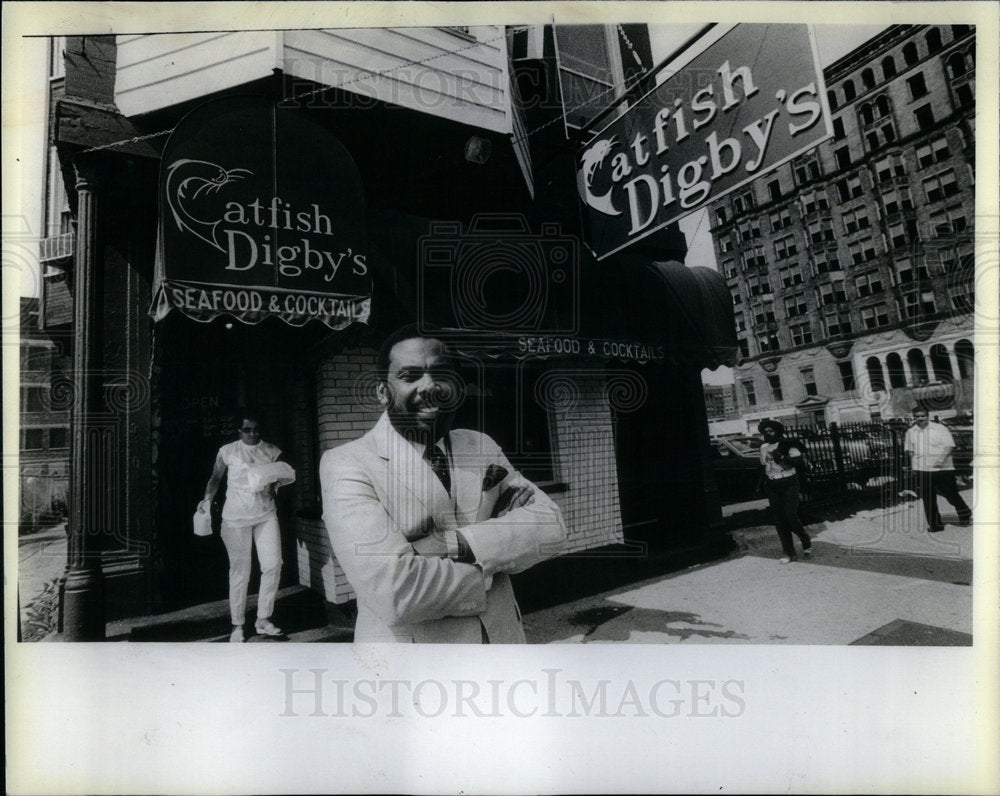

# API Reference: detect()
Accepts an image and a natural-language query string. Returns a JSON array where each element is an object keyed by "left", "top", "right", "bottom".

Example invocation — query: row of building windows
[
  {"left": 741, "top": 365, "right": 821, "bottom": 406},
  {"left": 739, "top": 338, "right": 974, "bottom": 406},
  {"left": 736, "top": 279, "right": 973, "bottom": 357},
  {"left": 733, "top": 248, "right": 962, "bottom": 298},
  {"left": 717, "top": 147, "right": 967, "bottom": 231},
  {"left": 725, "top": 209, "right": 969, "bottom": 280},
  {"left": 826, "top": 25, "right": 974, "bottom": 109}
]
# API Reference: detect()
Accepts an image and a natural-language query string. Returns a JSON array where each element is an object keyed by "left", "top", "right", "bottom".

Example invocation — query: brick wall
[
  {"left": 295, "top": 516, "right": 356, "bottom": 604},
  {"left": 316, "top": 348, "right": 382, "bottom": 451},
  {"left": 295, "top": 346, "right": 381, "bottom": 600}
]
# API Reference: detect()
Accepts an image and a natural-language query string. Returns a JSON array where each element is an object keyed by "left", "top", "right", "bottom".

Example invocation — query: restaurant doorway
[{"left": 153, "top": 314, "right": 307, "bottom": 611}]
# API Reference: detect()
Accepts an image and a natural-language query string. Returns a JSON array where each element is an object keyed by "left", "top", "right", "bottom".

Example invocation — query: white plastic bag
[
  {"left": 245, "top": 462, "right": 296, "bottom": 493},
  {"left": 193, "top": 505, "right": 212, "bottom": 536}
]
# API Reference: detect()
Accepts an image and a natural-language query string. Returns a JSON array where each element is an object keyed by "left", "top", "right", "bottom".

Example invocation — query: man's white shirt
[{"left": 904, "top": 422, "right": 955, "bottom": 471}]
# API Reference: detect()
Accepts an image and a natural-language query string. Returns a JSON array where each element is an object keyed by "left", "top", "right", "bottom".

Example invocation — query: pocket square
[{"left": 482, "top": 464, "right": 508, "bottom": 492}]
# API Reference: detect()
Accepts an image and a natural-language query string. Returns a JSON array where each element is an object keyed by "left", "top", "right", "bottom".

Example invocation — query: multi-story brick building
[
  {"left": 709, "top": 24, "right": 976, "bottom": 430},
  {"left": 18, "top": 298, "right": 70, "bottom": 532},
  {"left": 703, "top": 383, "right": 739, "bottom": 421}
]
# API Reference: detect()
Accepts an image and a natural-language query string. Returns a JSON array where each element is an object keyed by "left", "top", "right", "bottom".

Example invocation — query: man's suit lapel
[{"left": 374, "top": 413, "right": 456, "bottom": 529}]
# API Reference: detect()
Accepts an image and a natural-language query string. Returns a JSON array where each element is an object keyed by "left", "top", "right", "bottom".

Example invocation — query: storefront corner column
[{"left": 61, "top": 155, "right": 107, "bottom": 641}]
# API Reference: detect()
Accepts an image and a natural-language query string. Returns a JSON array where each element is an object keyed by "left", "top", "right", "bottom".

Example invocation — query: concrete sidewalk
[{"left": 524, "top": 489, "right": 975, "bottom": 645}]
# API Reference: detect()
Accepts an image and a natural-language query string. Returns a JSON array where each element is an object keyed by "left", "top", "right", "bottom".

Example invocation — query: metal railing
[{"left": 789, "top": 419, "right": 972, "bottom": 497}]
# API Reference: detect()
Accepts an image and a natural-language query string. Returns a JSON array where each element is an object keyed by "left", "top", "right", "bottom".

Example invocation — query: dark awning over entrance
[
  {"left": 151, "top": 96, "right": 371, "bottom": 329},
  {"left": 439, "top": 257, "right": 737, "bottom": 371},
  {"left": 644, "top": 260, "right": 738, "bottom": 370}
]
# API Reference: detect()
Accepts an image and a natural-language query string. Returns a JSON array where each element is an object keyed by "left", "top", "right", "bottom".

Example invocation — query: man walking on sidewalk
[{"left": 904, "top": 407, "right": 972, "bottom": 532}]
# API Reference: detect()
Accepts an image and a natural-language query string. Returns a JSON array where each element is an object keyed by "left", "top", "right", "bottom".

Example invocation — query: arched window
[
  {"left": 947, "top": 51, "right": 967, "bottom": 79},
  {"left": 875, "top": 95, "right": 891, "bottom": 117},
  {"left": 827, "top": 89, "right": 838, "bottom": 110},
  {"left": 843, "top": 79, "right": 857, "bottom": 101},
  {"left": 929, "top": 344, "right": 953, "bottom": 381},
  {"left": 859, "top": 103, "right": 874, "bottom": 125},
  {"left": 968, "top": 45, "right": 975, "bottom": 66},
  {"left": 866, "top": 357, "right": 886, "bottom": 391},
  {"left": 925, "top": 27, "right": 942, "bottom": 54},
  {"left": 862, "top": 68, "right": 876, "bottom": 90},
  {"left": 955, "top": 339, "right": 974, "bottom": 379},
  {"left": 882, "top": 55, "right": 897, "bottom": 80},
  {"left": 907, "top": 349, "right": 930, "bottom": 384},
  {"left": 886, "top": 353, "right": 907, "bottom": 388},
  {"left": 903, "top": 42, "right": 919, "bottom": 66}
]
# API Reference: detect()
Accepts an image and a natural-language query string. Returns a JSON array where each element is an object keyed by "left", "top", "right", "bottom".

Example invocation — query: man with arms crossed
[
  {"left": 320, "top": 326, "right": 567, "bottom": 642},
  {"left": 903, "top": 407, "right": 972, "bottom": 532}
]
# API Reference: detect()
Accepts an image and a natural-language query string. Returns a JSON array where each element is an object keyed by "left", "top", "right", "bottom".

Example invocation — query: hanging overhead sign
[
  {"left": 151, "top": 96, "right": 371, "bottom": 328},
  {"left": 578, "top": 24, "right": 832, "bottom": 260}
]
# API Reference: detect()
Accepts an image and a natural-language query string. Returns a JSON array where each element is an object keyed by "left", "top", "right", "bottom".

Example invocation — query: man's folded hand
[{"left": 491, "top": 485, "right": 535, "bottom": 518}]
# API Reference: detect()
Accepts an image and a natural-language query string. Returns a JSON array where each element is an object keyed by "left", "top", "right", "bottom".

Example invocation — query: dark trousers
[
  {"left": 765, "top": 475, "right": 811, "bottom": 557},
  {"left": 915, "top": 470, "right": 971, "bottom": 529}
]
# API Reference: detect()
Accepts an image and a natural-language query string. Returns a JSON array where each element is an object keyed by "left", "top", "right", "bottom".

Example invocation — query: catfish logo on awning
[
  {"left": 164, "top": 157, "right": 367, "bottom": 281},
  {"left": 165, "top": 159, "right": 253, "bottom": 251}
]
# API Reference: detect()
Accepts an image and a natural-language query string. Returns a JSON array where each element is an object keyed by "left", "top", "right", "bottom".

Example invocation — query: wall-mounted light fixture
[{"left": 464, "top": 135, "right": 492, "bottom": 164}]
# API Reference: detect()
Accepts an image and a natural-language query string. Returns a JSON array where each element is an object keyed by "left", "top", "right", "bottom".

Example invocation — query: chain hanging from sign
[{"left": 150, "top": 96, "right": 371, "bottom": 329}]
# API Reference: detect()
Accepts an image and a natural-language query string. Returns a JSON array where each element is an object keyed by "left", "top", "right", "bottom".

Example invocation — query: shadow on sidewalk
[{"left": 106, "top": 586, "right": 353, "bottom": 642}]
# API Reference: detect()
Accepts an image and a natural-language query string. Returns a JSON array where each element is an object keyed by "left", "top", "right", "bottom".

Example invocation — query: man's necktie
[{"left": 427, "top": 444, "right": 451, "bottom": 496}]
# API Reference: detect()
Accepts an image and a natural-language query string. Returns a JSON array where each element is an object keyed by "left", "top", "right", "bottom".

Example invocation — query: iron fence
[{"left": 791, "top": 419, "right": 972, "bottom": 498}]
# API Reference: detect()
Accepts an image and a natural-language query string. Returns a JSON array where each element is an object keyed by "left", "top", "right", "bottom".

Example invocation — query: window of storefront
[{"left": 452, "top": 361, "right": 556, "bottom": 484}]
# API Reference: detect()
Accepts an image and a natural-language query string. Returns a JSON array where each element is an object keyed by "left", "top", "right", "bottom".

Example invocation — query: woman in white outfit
[{"left": 199, "top": 413, "right": 285, "bottom": 642}]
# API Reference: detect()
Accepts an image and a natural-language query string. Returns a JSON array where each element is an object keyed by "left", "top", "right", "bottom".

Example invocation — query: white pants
[{"left": 220, "top": 516, "right": 282, "bottom": 626}]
